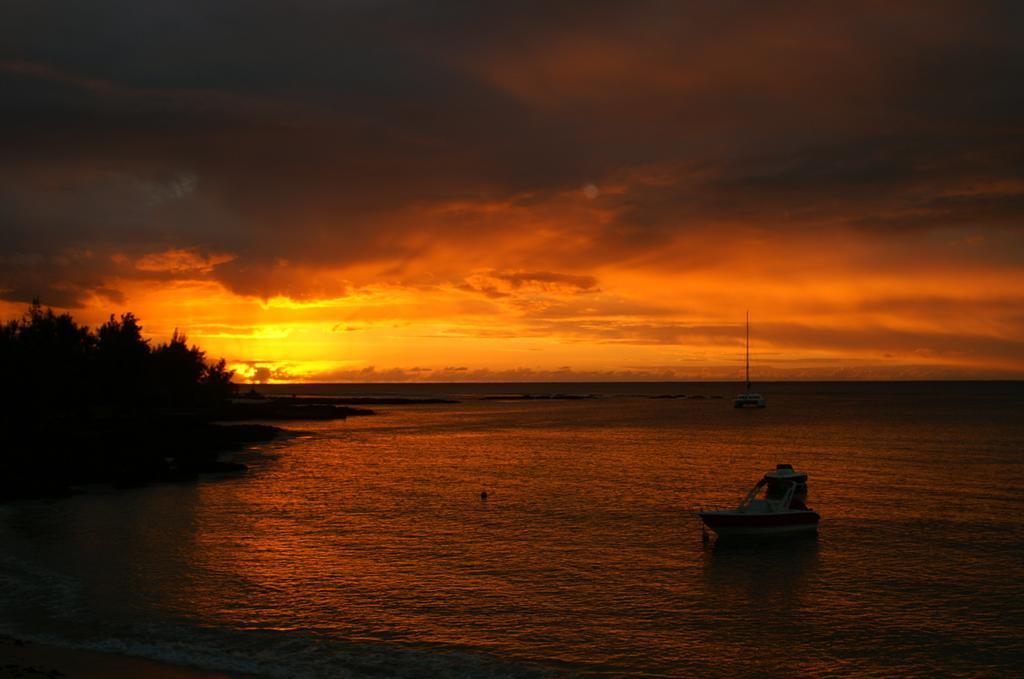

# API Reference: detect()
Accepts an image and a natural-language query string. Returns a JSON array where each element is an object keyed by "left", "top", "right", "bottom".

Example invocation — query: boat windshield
[
  {"left": 738, "top": 475, "right": 810, "bottom": 510},
  {"left": 763, "top": 481, "right": 791, "bottom": 501}
]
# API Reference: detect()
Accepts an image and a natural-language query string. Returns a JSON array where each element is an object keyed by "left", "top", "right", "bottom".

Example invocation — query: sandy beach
[{"left": 0, "top": 637, "right": 258, "bottom": 679}]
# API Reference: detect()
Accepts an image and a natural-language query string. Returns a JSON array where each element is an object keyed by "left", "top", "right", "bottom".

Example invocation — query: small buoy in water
[{"left": 480, "top": 491, "right": 488, "bottom": 501}]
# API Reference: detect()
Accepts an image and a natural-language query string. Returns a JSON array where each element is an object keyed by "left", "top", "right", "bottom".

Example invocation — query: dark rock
[
  {"left": 197, "top": 460, "right": 249, "bottom": 474},
  {"left": 481, "top": 393, "right": 595, "bottom": 401},
  {"left": 213, "top": 402, "right": 374, "bottom": 420},
  {"left": 268, "top": 396, "right": 458, "bottom": 405}
]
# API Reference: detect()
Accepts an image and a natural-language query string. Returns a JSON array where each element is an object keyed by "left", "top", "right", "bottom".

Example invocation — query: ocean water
[{"left": 1, "top": 382, "right": 1022, "bottom": 677}]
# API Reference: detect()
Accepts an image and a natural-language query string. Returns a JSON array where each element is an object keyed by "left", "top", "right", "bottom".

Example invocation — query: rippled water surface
[{"left": 2, "top": 382, "right": 1023, "bottom": 677}]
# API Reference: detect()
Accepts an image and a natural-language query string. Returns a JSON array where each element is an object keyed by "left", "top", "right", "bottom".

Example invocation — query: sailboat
[{"left": 734, "top": 311, "right": 765, "bottom": 408}]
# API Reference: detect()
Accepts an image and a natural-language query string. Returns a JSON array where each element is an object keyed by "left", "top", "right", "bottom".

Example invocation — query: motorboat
[
  {"left": 699, "top": 464, "right": 820, "bottom": 536},
  {"left": 734, "top": 311, "right": 766, "bottom": 408}
]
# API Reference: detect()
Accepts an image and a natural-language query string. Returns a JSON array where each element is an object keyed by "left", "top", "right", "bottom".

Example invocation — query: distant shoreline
[{"left": 245, "top": 378, "right": 1024, "bottom": 386}]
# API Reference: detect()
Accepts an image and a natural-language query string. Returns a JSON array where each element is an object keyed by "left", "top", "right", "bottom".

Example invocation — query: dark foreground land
[
  {"left": 0, "top": 304, "right": 378, "bottom": 502},
  {"left": 2, "top": 401, "right": 378, "bottom": 502},
  {"left": 2, "top": 417, "right": 285, "bottom": 501}
]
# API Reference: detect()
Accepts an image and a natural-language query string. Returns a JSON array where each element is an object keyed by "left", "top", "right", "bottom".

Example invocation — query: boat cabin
[{"left": 738, "top": 464, "right": 810, "bottom": 512}]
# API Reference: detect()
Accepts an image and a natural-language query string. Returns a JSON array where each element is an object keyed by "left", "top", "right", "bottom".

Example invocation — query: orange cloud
[{"left": 3, "top": 2, "right": 1024, "bottom": 379}]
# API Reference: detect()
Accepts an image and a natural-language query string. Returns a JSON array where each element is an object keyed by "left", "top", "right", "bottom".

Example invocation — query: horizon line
[{"left": 243, "top": 378, "right": 1024, "bottom": 385}]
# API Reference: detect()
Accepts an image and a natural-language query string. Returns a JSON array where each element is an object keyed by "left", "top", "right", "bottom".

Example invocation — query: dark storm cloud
[{"left": 2, "top": 1, "right": 1024, "bottom": 303}]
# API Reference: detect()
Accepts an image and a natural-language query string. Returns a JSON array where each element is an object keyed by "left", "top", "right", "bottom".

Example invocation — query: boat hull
[
  {"left": 733, "top": 393, "right": 765, "bottom": 408},
  {"left": 700, "top": 510, "right": 819, "bottom": 536}
]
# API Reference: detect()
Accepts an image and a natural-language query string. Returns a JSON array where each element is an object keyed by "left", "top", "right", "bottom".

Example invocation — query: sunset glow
[
  {"left": 3, "top": 5, "right": 1024, "bottom": 677},
  {"left": 2, "top": 3, "right": 1023, "bottom": 381}
]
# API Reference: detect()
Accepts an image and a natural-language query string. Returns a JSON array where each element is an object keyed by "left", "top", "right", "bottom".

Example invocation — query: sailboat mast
[{"left": 745, "top": 311, "right": 751, "bottom": 392}]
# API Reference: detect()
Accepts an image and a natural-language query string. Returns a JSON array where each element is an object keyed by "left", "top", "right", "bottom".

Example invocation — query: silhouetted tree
[
  {"left": 202, "top": 358, "right": 237, "bottom": 405},
  {"left": 95, "top": 312, "right": 150, "bottom": 408},
  {"left": 0, "top": 303, "right": 243, "bottom": 500},
  {"left": 0, "top": 303, "right": 236, "bottom": 418},
  {"left": 1, "top": 301, "right": 95, "bottom": 420},
  {"left": 148, "top": 330, "right": 236, "bottom": 407}
]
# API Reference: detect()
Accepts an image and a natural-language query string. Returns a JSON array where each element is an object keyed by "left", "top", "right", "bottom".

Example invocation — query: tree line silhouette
[
  {"left": 0, "top": 302, "right": 260, "bottom": 500},
  {"left": 1, "top": 302, "right": 235, "bottom": 421}
]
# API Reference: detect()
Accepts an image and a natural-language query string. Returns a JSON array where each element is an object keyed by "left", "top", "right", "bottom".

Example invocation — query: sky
[{"left": 2, "top": 1, "right": 1024, "bottom": 382}]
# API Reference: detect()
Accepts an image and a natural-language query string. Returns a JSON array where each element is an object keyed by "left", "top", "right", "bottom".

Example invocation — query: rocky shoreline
[
  {"left": 215, "top": 400, "right": 375, "bottom": 420},
  {"left": 0, "top": 399, "right": 376, "bottom": 503},
  {"left": 0, "top": 420, "right": 277, "bottom": 502}
]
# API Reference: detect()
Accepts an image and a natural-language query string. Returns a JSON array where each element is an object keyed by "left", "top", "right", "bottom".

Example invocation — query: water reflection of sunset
[{"left": 61, "top": 387, "right": 1013, "bottom": 677}]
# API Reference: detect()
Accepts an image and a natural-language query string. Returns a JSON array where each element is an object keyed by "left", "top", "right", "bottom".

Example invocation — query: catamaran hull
[{"left": 699, "top": 510, "right": 819, "bottom": 536}]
